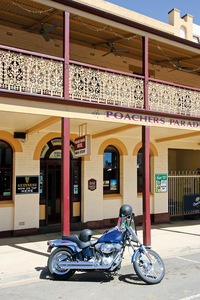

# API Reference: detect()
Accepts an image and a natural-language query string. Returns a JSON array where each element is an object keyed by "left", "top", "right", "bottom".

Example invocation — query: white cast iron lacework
[
  {"left": 69, "top": 64, "right": 144, "bottom": 108},
  {"left": 149, "top": 81, "right": 200, "bottom": 117},
  {"left": 0, "top": 50, "right": 63, "bottom": 97}
]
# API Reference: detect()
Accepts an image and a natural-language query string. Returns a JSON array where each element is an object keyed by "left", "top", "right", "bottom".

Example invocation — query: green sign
[{"left": 155, "top": 174, "right": 167, "bottom": 193}]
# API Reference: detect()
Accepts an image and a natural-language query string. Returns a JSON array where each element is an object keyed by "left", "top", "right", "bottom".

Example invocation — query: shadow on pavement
[
  {"left": 38, "top": 267, "right": 116, "bottom": 283},
  {"left": 156, "top": 227, "right": 200, "bottom": 237},
  {"left": 11, "top": 244, "right": 49, "bottom": 257},
  {"left": 37, "top": 266, "right": 146, "bottom": 285},
  {"left": 118, "top": 273, "right": 146, "bottom": 285}
]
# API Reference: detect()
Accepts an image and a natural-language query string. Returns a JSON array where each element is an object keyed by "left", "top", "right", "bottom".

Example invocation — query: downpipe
[{"left": 59, "top": 251, "right": 122, "bottom": 270}]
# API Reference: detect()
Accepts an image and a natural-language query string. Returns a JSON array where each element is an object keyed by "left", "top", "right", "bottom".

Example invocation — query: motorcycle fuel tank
[{"left": 98, "top": 229, "right": 123, "bottom": 243}]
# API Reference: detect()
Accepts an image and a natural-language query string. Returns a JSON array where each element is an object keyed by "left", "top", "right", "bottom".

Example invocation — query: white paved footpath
[{"left": 0, "top": 219, "right": 200, "bottom": 286}]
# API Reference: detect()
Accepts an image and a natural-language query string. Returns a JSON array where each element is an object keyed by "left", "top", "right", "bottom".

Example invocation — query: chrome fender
[{"left": 131, "top": 246, "right": 151, "bottom": 263}]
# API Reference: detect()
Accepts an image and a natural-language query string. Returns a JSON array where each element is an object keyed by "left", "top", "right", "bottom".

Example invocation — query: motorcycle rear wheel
[
  {"left": 133, "top": 249, "right": 165, "bottom": 284},
  {"left": 48, "top": 247, "right": 76, "bottom": 280}
]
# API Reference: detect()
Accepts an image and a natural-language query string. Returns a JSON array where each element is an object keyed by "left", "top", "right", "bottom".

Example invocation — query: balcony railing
[
  {"left": 149, "top": 80, "right": 200, "bottom": 117},
  {"left": 0, "top": 47, "right": 64, "bottom": 97},
  {"left": 1, "top": 46, "right": 200, "bottom": 118},
  {"left": 69, "top": 62, "right": 144, "bottom": 109}
]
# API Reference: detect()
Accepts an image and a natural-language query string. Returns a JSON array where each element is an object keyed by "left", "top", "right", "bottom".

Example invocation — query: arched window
[
  {"left": 137, "top": 147, "right": 151, "bottom": 193},
  {"left": 103, "top": 145, "right": 119, "bottom": 194},
  {"left": 40, "top": 138, "right": 62, "bottom": 160},
  {"left": 0, "top": 140, "right": 12, "bottom": 200},
  {"left": 180, "top": 26, "right": 186, "bottom": 39}
]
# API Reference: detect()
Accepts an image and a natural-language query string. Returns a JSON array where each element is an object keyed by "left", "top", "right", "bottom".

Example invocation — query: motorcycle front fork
[{"left": 128, "top": 236, "right": 152, "bottom": 264}]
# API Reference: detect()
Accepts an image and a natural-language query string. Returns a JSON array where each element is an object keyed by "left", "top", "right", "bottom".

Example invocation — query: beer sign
[{"left": 16, "top": 176, "right": 39, "bottom": 194}]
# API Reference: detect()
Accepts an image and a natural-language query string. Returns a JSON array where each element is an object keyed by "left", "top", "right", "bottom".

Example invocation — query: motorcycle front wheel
[
  {"left": 48, "top": 247, "right": 76, "bottom": 280},
  {"left": 133, "top": 249, "right": 165, "bottom": 284}
]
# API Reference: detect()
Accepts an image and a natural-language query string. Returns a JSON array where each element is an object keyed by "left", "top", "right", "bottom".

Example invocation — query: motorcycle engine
[{"left": 95, "top": 243, "right": 122, "bottom": 266}]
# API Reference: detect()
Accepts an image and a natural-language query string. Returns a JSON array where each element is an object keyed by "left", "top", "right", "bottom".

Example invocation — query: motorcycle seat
[{"left": 62, "top": 234, "right": 97, "bottom": 249}]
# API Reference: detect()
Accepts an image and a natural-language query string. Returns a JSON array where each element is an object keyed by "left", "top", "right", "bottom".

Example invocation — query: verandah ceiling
[{"left": 0, "top": 0, "right": 200, "bottom": 74}]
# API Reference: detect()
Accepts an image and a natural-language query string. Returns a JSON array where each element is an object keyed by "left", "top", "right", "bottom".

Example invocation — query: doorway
[
  {"left": 47, "top": 163, "right": 61, "bottom": 224},
  {"left": 40, "top": 138, "right": 81, "bottom": 226},
  {"left": 70, "top": 156, "right": 81, "bottom": 222}
]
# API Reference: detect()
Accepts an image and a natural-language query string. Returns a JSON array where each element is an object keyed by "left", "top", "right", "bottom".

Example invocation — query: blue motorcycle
[{"left": 47, "top": 205, "right": 165, "bottom": 284}]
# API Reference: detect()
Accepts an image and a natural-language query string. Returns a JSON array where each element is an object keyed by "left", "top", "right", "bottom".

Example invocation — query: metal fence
[{"left": 168, "top": 171, "right": 200, "bottom": 216}]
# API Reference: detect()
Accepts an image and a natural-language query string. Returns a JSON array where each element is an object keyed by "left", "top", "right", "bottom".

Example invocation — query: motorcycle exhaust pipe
[
  {"left": 59, "top": 253, "right": 121, "bottom": 270},
  {"left": 59, "top": 260, "right": 110, "bottom": 270}
]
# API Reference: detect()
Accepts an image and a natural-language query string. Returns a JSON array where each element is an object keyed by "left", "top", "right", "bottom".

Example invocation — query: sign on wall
[
  {"left": 16, "top": 176, "right": 39, "bottom": 194},
  {"left": 88, "top": 178, "right": 97, "bottom": 191},
  {"left": 74, "top": 135, "right": 91, "bottom": 157},
  {"left": 104, "top": 111, "right": 200, "bottom": 131},
  {"left": 155, "top": 174, "right": 167, "bottom": 193},
  {"left": 65, "top": 106, "right": 200, "bottom": 132}
]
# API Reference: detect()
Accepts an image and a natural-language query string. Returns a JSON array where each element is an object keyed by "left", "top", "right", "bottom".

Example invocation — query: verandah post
[
  {"left": 142, "top": 126, "right": 151, "bottom": 246},
  {"left": 61, "top": 11, "right": 70, "bottom": 235},
  {"left": 64, "top": 11, "right": 69, "bottom": 99},
  {"left": 142, "top": 36, "right": 151, "bottom": 246},
  {"left": 61, "top": 117, "right": 70, "bottom": 235}
]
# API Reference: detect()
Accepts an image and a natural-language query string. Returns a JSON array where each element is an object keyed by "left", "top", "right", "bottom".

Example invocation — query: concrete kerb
[{"left": 0, "top": 219, "right": 200, "bottom": 285}]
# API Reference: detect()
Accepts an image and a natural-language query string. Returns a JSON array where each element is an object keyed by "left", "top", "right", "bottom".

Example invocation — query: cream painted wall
[
  {"left": 81, "top": 140, "right": 104, "bottom": 222},
  {"left": 14, "top": 195, "right": 39, "bottom": 230},
  {"left": 168, "top": 9, "right": 193, "bottom": 41},
  {"left": 13, "top": 135, "right": 41, "bottom": 231},
  {"left": 121, "top": 155, "right": 137, "bottom": 207},
  {"left": 2, "top": 124, "right": 200, "bottom": 232},
  {"left": 0, "top": 207, "right": 14, "bottom": 231},
  {"left": 81, "top": 134, "right": 169, "bottom": 223},
  {"left": 0, "top": 0, "right": 199, "bottom": 233},
  {"left": 153, "top": 144, "right": 168, "bottom": 214},
  {"left": 0, "top": 132, "right": 46, "bottom": 232},
  {"left": 71, "top": 0, "right": 173, "bottom": 34}
]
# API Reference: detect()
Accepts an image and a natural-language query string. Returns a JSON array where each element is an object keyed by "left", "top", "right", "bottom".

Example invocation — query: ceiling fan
[
  {"left": 39, "top": 22, "right": 57, "bottom": 41},
  {"left": 169, "top": 60, "right": 194, "bottom": 72},
  {"left": 102, "top": 42, "right": 130, "bottom": 57}
]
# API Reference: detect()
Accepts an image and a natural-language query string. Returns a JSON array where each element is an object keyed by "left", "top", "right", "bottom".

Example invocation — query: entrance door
[
  {"left": 40, "top": 138, "right": 81, "bottom": 226},
  {"left": 70, "top": 156, "right": 81, "bottom": 222},
  {"left": 48, "top": 164, "right": 61, "bottom": 224}
]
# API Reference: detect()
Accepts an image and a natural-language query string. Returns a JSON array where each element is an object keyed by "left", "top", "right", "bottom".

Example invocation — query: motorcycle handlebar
[{"left": 117, "top": 213, "right": 137, "bottom": 234}]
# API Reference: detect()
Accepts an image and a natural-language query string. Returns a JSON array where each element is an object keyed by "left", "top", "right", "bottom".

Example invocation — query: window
[
  {"left": 40, "top": 138, "right": 61, "bottom": 159},
  {"left": 180, "top": 26, "right": 186, "bottom": 39},
  {"left": 137, "top": 148, "right": 143, "bottom": 192},
  {"left": 103, "top": 145, "right": 119, "bottom": 194},
  {"left": 137, "top": 147, "right": 151, "bottom": 193},
  {"left": 0, "top": 140, "right": 12, "bottom": 200}
]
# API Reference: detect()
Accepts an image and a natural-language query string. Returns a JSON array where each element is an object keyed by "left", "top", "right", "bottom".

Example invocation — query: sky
[{"left": 106, "top": 0, "right": 200, "bottom": 25}]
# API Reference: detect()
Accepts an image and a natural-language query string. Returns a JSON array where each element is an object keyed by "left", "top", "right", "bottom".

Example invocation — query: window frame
[
  {"left": 137, "top": 147, "right": 151, "bottom": 193},
  {"left": 103, "top": 145, "right": 120, "bottom": 194}
]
